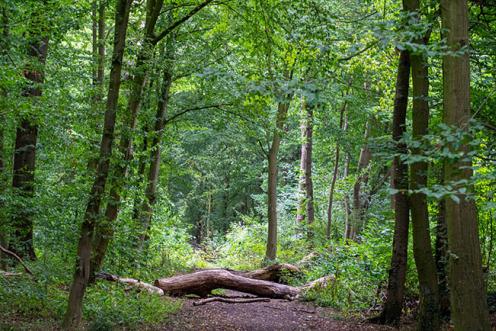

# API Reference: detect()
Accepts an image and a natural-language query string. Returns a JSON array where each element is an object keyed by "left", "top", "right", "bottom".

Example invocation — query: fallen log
[
  {"left": 193, "top": 297, "right": 270, "bottom": 306},
  {"left": 96, "top": 272, "right": 164, "bottom": 295},
  {"left": 239, "top": 263, "right": 301, "bottom": 283},
  {"left": 198, "top": 263, "right": 301, "bottom": 284},
  {"left": 154, "top": 269, "right": 300, "bottom": 299},
  {"left": 96, "top": 268, "right": 334, "bottom": 301}
]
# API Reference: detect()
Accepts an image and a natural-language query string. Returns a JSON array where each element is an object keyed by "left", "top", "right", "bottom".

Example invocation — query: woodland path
[{"left": 160, "top": 291, "right": 401, "bottom": 331}]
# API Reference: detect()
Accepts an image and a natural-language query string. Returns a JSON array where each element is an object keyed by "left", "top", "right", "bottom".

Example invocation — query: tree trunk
[
  {"left": 91, "top": 0, "right": 105, "bottom": 109},
  {"left": 89, "top": 0, "right": 164, "bottom": 277},
  {"left": 441, "top": 0, "right": 490, "bottom": 329},
  {"left": 407, "top": 4, "right": 440, "bottom": 328},
  {"left": 349, "top": 117, "right": 372, "bottom": 240},
  {"left": 10, "top": 7, "right": 49, "bottom": 260},
  {"left": 63, "top": 0, "right": 133, "bottom": 328},
  {"left": 435, "top": 193, "right": 450, "bottom": 319},
  {"left": 296, "top": 98, "right": 315, "bottom": 236},
  {"left": 0, "top": 3, "right": 9, "bottom": 269},
  {"left": 154, "top": 269, "right": 300, "bottom": 299},
  {"left": 266, "top": 100, "right": 291, "bottom": 261},
  {"left": 138, "top": 36, "right": 175, "bottom": 243},
  {"left": 327, "top": 100, "right": 346, "bottom": 239},
  {"left": 378, "top": 49, "right": 410, "bottom": 325}
]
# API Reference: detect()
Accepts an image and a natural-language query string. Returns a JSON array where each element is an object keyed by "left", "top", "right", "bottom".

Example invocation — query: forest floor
[{"left": 160, "top": 290, "right": 405, "bottom": 331}]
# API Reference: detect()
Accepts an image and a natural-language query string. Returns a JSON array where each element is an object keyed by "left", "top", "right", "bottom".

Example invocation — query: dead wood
[
  {"left": 154, "top": 269, "right": 300, "bottom": 299},
  {"left": 96, "top": 272, "right": 164, "bottom": 295},
  {"left": 198, "top": 263, "right": 302, "bottom": 284},
  {"left": 193, "top": 297, "right": 270, "bottom": 306},
  {"left": 240, "top": 263, "right": 301, "bottom": 283},
  {"left": 0, "top": 244, "right": 34, "bottom": 276},
  {"left": 0, "top": 270, "right": 24, "bottom": 277}
]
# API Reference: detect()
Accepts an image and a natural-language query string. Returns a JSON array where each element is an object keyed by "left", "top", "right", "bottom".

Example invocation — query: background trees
[{"left": 0, "top": 0, "right": 494, "bottom": 330}]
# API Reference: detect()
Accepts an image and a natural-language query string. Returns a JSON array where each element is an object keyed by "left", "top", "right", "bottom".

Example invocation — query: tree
[
  {"left": 348, "top": 116, "right": 372, "bottom": 240},
  {"left": 137, "top": 34, "right": 175, "bottom": 244},
  {"left": 296, "top": 97, "right": 315, "bottom": 235},
  {"left": 0, "top": 2, "right": 10, "bottom": 268},
  {"left": 440, "top": 0, "right": 490, "bottom": 329},
  {"left": 63, "top": 0, "right": 134, "bottom": 327},
  {"left": 327, "top": 98, "right": 347, "bottom": 239},
  {"left": 407, "top": 1, "right": 440, "bottom": 329},
  {"left": 377, "top": 49, "right": 410, "bottom": 325},
  {"left": 266, "top": 93, "right": 292, "bottom": 261},
  {"left": 91, "top": 0, "right": 214, "bottom": 276},
  {"left": 10, "top": 3, "right": 50, "bottom": 260}
]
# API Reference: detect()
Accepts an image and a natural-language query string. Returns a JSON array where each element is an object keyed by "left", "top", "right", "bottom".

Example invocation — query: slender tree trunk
[
  {"left": 63, "top": 0, "right": 133, "bottom": 328},
  {"left": 435, "top": 193, "right": 450, "bottom": 319},
  {"left": 349, "top": 118, "right": 372, "bottom": 240},
  {"left": 92, "top": 0, "right": 105, "bottom": 105},
  {"left": 342, "top": 110, "right": 352, "bottom": 240},
  {"left": 0, "top": 4, "right": 9, "bottom": 268},
  {"left": 441, "top": 0, "right": 490, "bottom": 329},
  {"left": 326, "top": 101, "right": 346, "bottom": 239},
  {"left": 89, "top": 0, "right": 164, "bottom": 276},
  {"left": 10, "top": 7, "right": 49, "bottom": 260},
  {"left": 296, "top": 98, "right": 315, "bottom": 236},
  {"left": 266, "top": 99, "right": 291, "bottom": 261},
  {"left": 407, "top": 4, "right": 440, "bottom": 328},
  {"left": 378, "top": 49, "right": 410, "bottom": 325},
  {"left": 138, "top": 36, "right": 175, "bottom": 243},
  {"left": 131, "top": 122, "right": 150, "bottom": 222}
]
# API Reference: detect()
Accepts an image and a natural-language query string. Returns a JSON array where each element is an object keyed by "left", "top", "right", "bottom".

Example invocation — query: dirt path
[{"left": 160, "top": 291, "right": 401, "bottom": 331}]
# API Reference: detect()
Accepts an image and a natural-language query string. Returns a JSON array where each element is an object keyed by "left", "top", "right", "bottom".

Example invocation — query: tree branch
[
  {"left": 152, "top": 0, "right": 214, "bottom": 45},
  {"left": 338, "top": 41, "right": 378, "bottom": 62},
  {"left": 164, "top": 103, "right": 232, "bottom": 125},
  {"left": 0, "top": 244, "right": 34, "bottom": 276},
  {"left": 193, "top": 297, "right": 270, "bottom": 306}
]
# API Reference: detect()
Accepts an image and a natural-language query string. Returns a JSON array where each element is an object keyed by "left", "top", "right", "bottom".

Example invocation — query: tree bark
[
  {"left": 378, "top": 49, "right": 410, "bottom": 325},
  {"left": 407, "top": 3, "right": 440, "bottom": 328},
  {"left": 296, "top": 98, "right": 315, "bottom": 235},
  {"left": 63, "top": 0, "right": 133, "bottom": 328},
  {"left": 91, "top": 0, "right": 105, "bottom": 109},
  {"left": 327, "top": 100, "right": 346, "bottom": 239},
  {"left": 441, "top": 0, "right": 490, "bottom": 329},
  {"left": 0, "top": 3, "right": 9, "bottom": 269},
  {"left": 138, "top": 35, "right": 175, "bottom": 243},
  {"left": 349, "top": 117, "right": 372, "bottom": 240},
  {"left": 435, "top": 193, "right": 450, "bottom": 319},
  {"left": 266, "top": 100, "right": 291, "bottom": 261},
  {"left": 154, "top": 269, "right": 300, "bottom": 299},
  {"left": 10, "top": 6, "right": 49, "bottom": 260},
  {"left": 90, "top": 0, "right": 164, "bottom": 278}
]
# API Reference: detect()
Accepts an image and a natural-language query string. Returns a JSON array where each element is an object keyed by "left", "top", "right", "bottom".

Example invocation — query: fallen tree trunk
[
  {"left": 154, "top": 269, "right": 300, "bottom": 299},
  {"left": 202, "top": 263, "right": 301, "bottom": 284},
  {"left": 96, "top": 267, "right": 333, "bottom": 301},
  {"left": 239, "top": 263, "right": 301, "bottom": 283}
]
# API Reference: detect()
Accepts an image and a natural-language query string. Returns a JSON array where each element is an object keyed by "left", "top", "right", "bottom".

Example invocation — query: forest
[{"left": 0, "top": 0, "right": 495, "bottom": 330}]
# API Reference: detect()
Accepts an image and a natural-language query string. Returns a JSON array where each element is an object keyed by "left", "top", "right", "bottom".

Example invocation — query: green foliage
[{"left": 0, "top": 262, "right": 181, "bottom": 330}]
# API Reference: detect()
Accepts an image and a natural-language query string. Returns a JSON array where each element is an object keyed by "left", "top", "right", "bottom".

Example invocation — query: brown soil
[{"left": 160, "top": 291, "right": 403, "bottom": 331}]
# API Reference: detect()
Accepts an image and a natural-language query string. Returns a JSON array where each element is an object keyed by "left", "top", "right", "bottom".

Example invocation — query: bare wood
[
  {"left": 240, "top": 263, "right": 301, "bottom": 283},
  {"left": 193, "top": 297, "right": 270, "bottom": 306},
  {"left": 154, "top": 269, "right": 300, "bottom": 299},
  {"left": 96, "top": 272, "right": 164, "bottom": 295},
  {"left": 0, "top": 244, "right": 34, "bottom": 275},
  {"left": 300, "top": 276, "right": 335, "bottom": 291},
  {"left": 0, "top": 270, "right": 23, "bottom": 277},
  {"left": 197, "top": 263, "right": 301, "bottom": 284}
]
